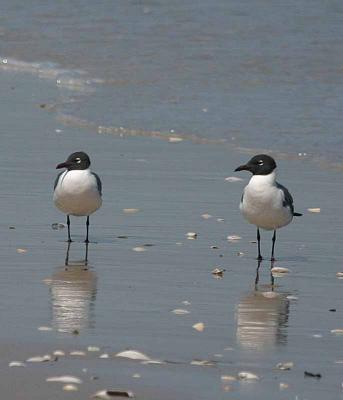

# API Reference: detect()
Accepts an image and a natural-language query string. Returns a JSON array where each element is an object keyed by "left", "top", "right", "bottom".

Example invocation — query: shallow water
[
  {"left": 0, "top": 71, "right": 342, "bottom": 399},
  {"left": 1, "top": 0, "right": 343, "bottom": 166}
]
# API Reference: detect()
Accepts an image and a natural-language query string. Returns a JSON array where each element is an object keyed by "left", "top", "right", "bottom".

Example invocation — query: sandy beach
[{"left": 0, "top": 68, "right": 341, "bottom": 400}]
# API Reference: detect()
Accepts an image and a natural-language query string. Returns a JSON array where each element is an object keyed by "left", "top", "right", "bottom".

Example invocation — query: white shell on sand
[
  {"left": 201, "top": 213, "right": 212, "bottom": 219},
  {"left": 46, "top": 376, "right": 83, "bottom": 384},
  {"left": 9, "top": 361, "right": 26, "bottom": 367},
  {"left": 221, "top": 375, "right": 237, "bottom": 382},
  {"left": 88, "top": 346, "right": 101, "bottom": 352},
  {"left": 192, "top": 322, "right": 205, "bottom": 332},
  {"left": 271, "top": 267, "right": 290, "bottom": 274},
  {"left": 115, "top": 350, "right": 151, "bottom": 361},
  {"left": 227, "top": 235, "right": 242, "bottom": 241},
  {"left": 190, "top": 359, "right": 215, "bottom": 366},
  {"left": 279, "top": 382, "right": 289, "bottom": 390},
  {"left": 261, "top": 291, "right": 280, "bottom": 299},
  {"left": 331, "top": 329, "right": 343, "bottom": 335},
  {"left": 63, "top": 384, "right": 79, "bottom": 391},
  {"left": 132, "top": 246, "right": 146, "bottom": 252},
  {"left": 336, "top": 272, "right": 343, "bottom": 278},
  {"left": 93, "top": 389, "right": 134, "bottom": 399},
  {"left": 182, "top": 300, "right": 191, "bottom": 305},
  {"left": 186, "top": 232, "right": 197, "bottom": 239},
  {"left": 172, "top": 309, "right": 190, "bottom": 315},
  {"left": 38, "top": 326, "right": 53, "bottom": 331},
  {"left": 211, "top": 267, "right": 225, "bottom": 276},
  {"left": 168, "top": 137, "right": 183, "bottom": 143},
  {"left": 238, "top": 371, "right": 259, "bottom": 380},
  {"left": 26, "top": 354, "right": 52, "bottom": 363},
  {"left": 276, "top": 362, "right": 294, "bottom": 370},
  {"left": 132, "top": 373, "right": 141, "bottom": 378},
  {"left": 100, "top": 353, "right": 110, "bottom": 359},
  {"left": 70, "top": 351, "right": 86, "bottom": 356},
  {"left": 123, "top": 208, "right": 140, "bottom": 214},
  {"left": 16, "top": 248, "right": 27, "bottom": 253},
  {"left": 53, "top": 350, "right": 65, "bottom": 356},
  {"left": 308, "top": 208, "right": 321, "bottom": 213}
]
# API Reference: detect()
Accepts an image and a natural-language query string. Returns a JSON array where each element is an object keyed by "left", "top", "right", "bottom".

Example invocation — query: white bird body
[
  {"left": 54, "top": 169, "right": 102, "bottom": 217},
  {"left": 240, "top": 171, "right": 293, "bottom": 231}
]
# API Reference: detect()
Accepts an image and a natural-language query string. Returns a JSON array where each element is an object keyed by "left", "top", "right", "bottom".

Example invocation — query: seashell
[
  {"left": 38, "top": 326, "right": 53, "bottom": 331},
  {"left": 63, "top": 384, "right": 79, "bottom": 391},
  {"left": 276, "top": 362, "right": 294, "bottom": 370},
  {"left": 123, "top": 208, "right": 139, "bottom": 214},
  {"left": 261, "top": 291, "right": 279, "bottom": 299},
  {"left": 217, "top": 218, "right": 225, "bottom": 222},
  {"left": 225, "top": 176, "right": 243, "bottom": 182},
  {"left": 70, "top": 351, "right": 86, "bottom": 356},
  {"left": 26, "top": 354, "right": 52, "bottom": 362},
  {"left": 201, "top": 214, "right": 212, "bottom": 219},
  {"left": 16, "top": 248, "right": 27, "bottom": 253},
  {"left": 132, "top": 373, "right": 141, "bottom": 378},
  {"left": 186, "top": 232, "right": 197, "bottom": 239},
  {"left": 238, "top": 371, "right": 259, "bottom": 380},
  {"left": 279, "top": 382, "right": 289, "bottom": 390},
  {"left": 211, "top": 267, "right": 225, "bottom": 276},
  {"left": 190, "top": 359, "right": 216, "bottom": 366},
  {"left": 336, "top": 272, "right": 343, "bottom": 278},
  {"left": 53, "top": 350, "right": 65, "bottom": 356},
  {"left": 93, "top": 389, "right": 134, "bottom": 398},
  {"left": 271, "top": 267, "right": 290, "bottom": 274},
  {"left": 307, "top": 208, "right": 320, "bottom": 213},
  {"left": 100, "top": 353, "right": 110, "bottom": 359},
  {"left": 172, "top": 309, "right": 190, "bottom": 315},
  {"left": 141, "top": 359, "right": 164, "bottom": 365},
  {"left": 132, "top": 246, "right": 146, "bottom": 252},
  {"left": 9, "top": 361, "right": 26, "bottom": 367},
  {"left": 331, "top": 329, "right": 343, "bottom": 335},
  {"left": 168, "top": 137, "right": 183, "bottom": 143},
  {"left": 182, "top": 300, "right": 191, "bottom": 305},
  {"left": 46, "top": 376, "right": 83, "bottom": 384},
  {"left": 286, "top": 295, "right": 298, "bottom": 300},
  {"left": 192, "top": 322, "right": 205, "bottom": 332},
  {"left": 115, "top": 350, "right": 151, "bottom": 361},
  {"left": 227, "top": 235, "right": 241, "bottom": 241},
  {"left": 221, "top": 375, "right": 237, "bottom": 382},
  {"left": 88, "top": 346, "right": 100, "bottom": 352}
]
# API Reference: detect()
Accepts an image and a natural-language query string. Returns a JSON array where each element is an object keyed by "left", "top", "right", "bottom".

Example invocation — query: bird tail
[{"left": 293, "top": 212, "right": 302, "bottom": 217}]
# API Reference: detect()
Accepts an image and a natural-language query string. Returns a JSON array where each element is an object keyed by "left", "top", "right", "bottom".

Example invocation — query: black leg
[
  {"left": 257, "top": 228, "right": 262, "bottom": 260},
  {"left": 67, "top": 215, "right": 72, "bottom": 242},
  {"left": 84, "top": 241, "right": 89, "bottom": 268},
  {"left": 271, "top": 230, "right": 276, "bottom": 261},
  {"left": 254, "top": 259, "right": 262, "bottom": 288},
  {"left": 85, "top": 216, "right": 90, "bottom": 243},
  {"left": 65, "top": 241, "right": 71, "bottom": 267}
]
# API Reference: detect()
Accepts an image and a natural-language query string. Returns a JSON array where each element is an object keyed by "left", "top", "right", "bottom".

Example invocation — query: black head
[
  {"left": 56, "top": 151, "right": 91, "bottom": 171},
  {"left": 234, "top": 154, "right": 277, "bottom": 175}
]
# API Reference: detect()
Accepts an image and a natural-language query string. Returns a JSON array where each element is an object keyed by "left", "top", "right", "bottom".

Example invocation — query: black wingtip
[{"left": 293, "top": 212, "right": 302, "bottom": 217}]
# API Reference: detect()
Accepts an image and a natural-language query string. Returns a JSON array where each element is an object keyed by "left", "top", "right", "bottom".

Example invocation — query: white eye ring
[
  {"left": 76, "top": 158, "right": 81, "bottom": 164},
  {"left": 258, "top": 160, "right": 264, "bottom": 165}
]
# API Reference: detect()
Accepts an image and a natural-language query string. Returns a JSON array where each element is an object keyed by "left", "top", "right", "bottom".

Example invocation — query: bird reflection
[
  {"left": 46, "top": 243, "right": 97, "bottom": 333},
  {"left": 236, "top": 262, "right": 290, "bottom": 350}
]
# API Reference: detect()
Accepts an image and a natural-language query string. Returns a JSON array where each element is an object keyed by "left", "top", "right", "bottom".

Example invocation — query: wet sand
[{"left": 0, "top": 71, "right": 342, "bottom": 399}]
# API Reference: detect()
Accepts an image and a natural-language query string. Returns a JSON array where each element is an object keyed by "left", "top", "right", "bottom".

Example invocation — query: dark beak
[
  {"left": 235, "top": 164, "right": 250, "bottom": 172},
  {"left": 56, "top": 161, "right": 71, "bottom": 169}
]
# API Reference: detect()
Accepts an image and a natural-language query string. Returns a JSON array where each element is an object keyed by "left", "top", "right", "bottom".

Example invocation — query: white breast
[
  {"left": 54, "top": 169, "right": 102, "bottom": 216},
  {"left": 240, "top": 172, "right": 292, "bottom": 230}
]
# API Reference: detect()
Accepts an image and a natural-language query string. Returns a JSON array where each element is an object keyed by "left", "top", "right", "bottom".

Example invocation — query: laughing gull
[
  {"left": 235, "top": 154, "right": 301, "bottom": 261},
  {"left": 53, "top": 151, "right": 102, "bottom": 243}
]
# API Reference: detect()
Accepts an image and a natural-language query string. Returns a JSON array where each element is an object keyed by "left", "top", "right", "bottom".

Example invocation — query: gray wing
[
  {"left": 276, "top": 182, "right": 294, "bottom": 215},
  {"left": 54, "top": 171, "right": 64, "bottom": 190},
  {"left": 92, "top": 172, "right": 102, "bottom": 196}
]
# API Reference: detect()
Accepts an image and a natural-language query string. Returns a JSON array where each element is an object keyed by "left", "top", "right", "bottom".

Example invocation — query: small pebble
[
  {"left": 237, "top": 251, "right": 244, "bottom": 256},
  {"left": 100, "top": 353, "right": 110, "bottom": 359},
  {"left": 123, "top": 208, "right": 139, "bottom": 214},
  {"left": 132, "top": 373, "right": 141, "bottom": 378},
  {"left": 16, "top": 248, "right": 27, "bottom": 253},
  {"left": 192, "top": 322, "right": 205, "bottom": 332},
  {"left": 304, "top": 371, "right": 321, "bottom": 379},
  {"left": 201, "top": 213, "right": 212, "bottom": 219},
  {"left": 286, "top": 295, "right": 298, "bottom": 300},
  {"left": 271, "top": 267, "right": 290, "bottom": 275},
  {"left": 38, "top": 326, "right": 53, "bottom": 331},
  {"left": 93, "top": 390, "right": 134, "bottom": 399},
  {"left": 217, "top": 218, "right": 225, "bottom": 222},
  {"left": 191, "top": 359, "right": 216, "bottom": 366},
  {"left": 182, "top": 300, "right": 191, "bottom": 305},
  {"left": 186, "top": 232, "right": 197, "bottom": 239},
  {"left": 168, "top": 137, "right": 183, "bottom": 143},
  {"left": 53, "top": 350, "right": 65, "bottom": 356},
  {"left": 331, "top": 329, "right": 343, "bottom": 335},
  {"left": 279, "top": 382, "right": 289, "bottom": 390},
  {"left": 336, "top": 272, "right": 343, "bottom": 278},
  {"left": 211, "top": 245, "right": 219, "bottom": 249},
  {"left": 308, "top": 208, "right": 321, "bottom": 213},
  {"left": 172, "top": 309, "right": 190, "bottom": 315},
  {"left": 221, "top": 375, "right": 237, "bottom": 382}
]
